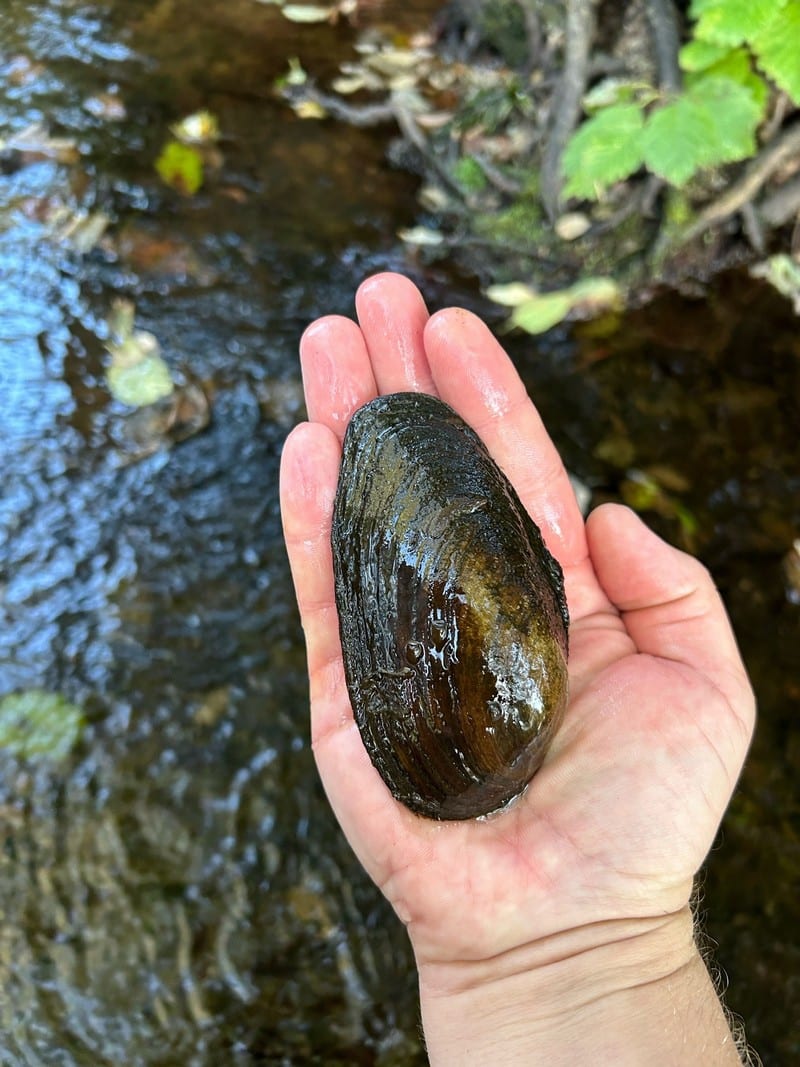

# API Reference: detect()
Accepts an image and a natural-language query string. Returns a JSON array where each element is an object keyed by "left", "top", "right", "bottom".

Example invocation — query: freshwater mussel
[{"left": 332, "top": 392, "right": 569, "bottom": 820}]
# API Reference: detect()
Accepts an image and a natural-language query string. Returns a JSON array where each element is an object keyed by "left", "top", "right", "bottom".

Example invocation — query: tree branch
[
  {"left": 680, "top": 123, "right": 800, "bottom": 243},
  {"left": 643, "top": 0, "right": 682, "bottom": 93},
  {"left": 540, "top": 0, "right": 599, "bottom": 219}
]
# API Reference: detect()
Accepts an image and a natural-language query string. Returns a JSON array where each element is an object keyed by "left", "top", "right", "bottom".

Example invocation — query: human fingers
[
  {"left": 586, "top": 503, "right": 756, "bottom": 748},
  {"left": 299, "top": 315, "right": 377, "bottom": 440},
  {"left": 423, "top": 308, "right": 590, "bottom": 571},
  {"left": 280, "top": 421, "right": 430, "bottom": 882},
  {"left": 355, "top": 272, "right": 435, "bottom": 394},
  {"left": 279, "top": 421, "right": 345, "bottom": 719}
]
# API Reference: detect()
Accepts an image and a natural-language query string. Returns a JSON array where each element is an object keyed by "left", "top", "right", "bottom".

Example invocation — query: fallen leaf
[
  {"left": 155, "top": 140, "right": 204, "bottom": 195},
  {"left": 281, "top": 4, "right": 334, "bottom": 22},
  {"left": 105, "top": 299, "right": 175, "bottom": 408},
  {"left": 397, "top": 225, "right": 444, "bottom": 246},
  {"left": 484, "top": 281, "right": 539, "bottom": 307},
  {"left": 0, "top": 690, "right": 85, "bottom": 761},
  {"left": 171, "top": 109, "right": 220, "bottom": 145}
]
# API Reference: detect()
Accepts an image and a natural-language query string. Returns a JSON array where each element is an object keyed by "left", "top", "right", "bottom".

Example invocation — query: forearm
[{"left": 418, "top": 908, "right": 744, "bottom": 1067}]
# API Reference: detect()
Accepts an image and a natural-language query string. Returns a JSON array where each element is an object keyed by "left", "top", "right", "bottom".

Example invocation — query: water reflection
[{"left": 1, "top": 0, "right": 431, "bottom": 1061}]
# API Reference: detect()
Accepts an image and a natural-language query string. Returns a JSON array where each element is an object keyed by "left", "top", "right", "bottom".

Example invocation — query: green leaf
[
  {"left": 641, "top": 97, "right": 717, "bottom": 185},
  {"left": 562, "top": 104, "right": 646, "bottom": 199},
  {"left": 0, "top": 690, "right": 85, "bottom": 761},
  {"left": 686, "top": 48, "right": 769, "bottom": 113},
  {"left": 510, "top": 292, "right": 573, "bottom": 334},
  {"left": 107, "top": 352, "right": 175, "bottom": 407},
  {"left": 642, "top": 77, "right": 761, "bottom": 185},
  {"left": 689, "top": 76, "right": 762, "bottom": 162},
  {"left": 105, "top": 301, "right": 175, "bottom": 408},
  {"left": 155, "top": 141, "right": 204, "bottom": 196},
  {"left": 507, "top": 277, "right": 620, "bottom": 334},
  {"left": 452, "top": 155, "right": 487, "bottom": 193},
  {"left": 689, "top": 0, "right": 786, "bottom": 47},
  {"left": 751, "top": 0, "right": 800, "bottom": 103},
  {"left": 679, "top": 38, "right": 730, "bottom": 71}
]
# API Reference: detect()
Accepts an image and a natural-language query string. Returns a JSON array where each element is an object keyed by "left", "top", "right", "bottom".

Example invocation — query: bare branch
[
  {"left": 540, "top": 0, "right": 599, "bottom": 219},
  {"left": 680, "top": 123, "right": 800, "bottom": 243}
]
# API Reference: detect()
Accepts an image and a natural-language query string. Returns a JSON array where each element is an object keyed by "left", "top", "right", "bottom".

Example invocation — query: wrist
[{"left": 418, "top": 908, "right": 742, "bottom": 1066}]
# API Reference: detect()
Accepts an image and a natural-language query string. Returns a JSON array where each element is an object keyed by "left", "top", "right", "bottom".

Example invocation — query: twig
[
  {"left": 473, "top": 154, "right": 523, "bottom": 195},
  {"left": 643, "top": 0, "right": 682, "bottom": 93},
  {"left": 391, "top": 95, "right": 464, "bottom": 198},
  {"left": 540, "top": 0, "right": 599, "bottom": 219},
  {"left": 681, "top": 123, "right": 800, "bottom": 243},
  {"left": 516, "top": 0, "right": 543, "bottom": 73},
  {"left": 283, "top": 83, "right": 395, "bottom": 126}
]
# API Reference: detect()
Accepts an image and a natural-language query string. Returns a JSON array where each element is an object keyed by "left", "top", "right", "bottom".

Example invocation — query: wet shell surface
[{"left": 331, "top": 392, "right": 569, "bottom": 820}]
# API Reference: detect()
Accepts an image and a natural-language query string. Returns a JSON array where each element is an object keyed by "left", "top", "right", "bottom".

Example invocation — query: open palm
[{"left": 280, "top": 273, "right": 755, "bottom": 979}]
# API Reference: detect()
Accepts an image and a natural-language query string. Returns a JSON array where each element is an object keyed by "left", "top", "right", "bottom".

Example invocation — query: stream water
[{"left": 1, "top": 1, "right": 797, "bottom": 1063}]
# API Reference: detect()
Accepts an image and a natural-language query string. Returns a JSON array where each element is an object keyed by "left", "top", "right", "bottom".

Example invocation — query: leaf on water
[
  {"left": 689, "top": 0, "right": 785, "bottom": 47},
  {"left": 0, "top": 690, "right": 85, "bottom": 761},
  {"left": 155, "top": 141, "right": 204, "bottom": 195},
  {"left": 484, "top": 281, "right": 540, "bottom": 306},
  {"left": 291, "top": 98, "right": 328, "bottom": 119},
  {"left": 281, "top": 4, "right": 334, "bottom": 22},
  {"left": 751, "top": 0, "right": 800, "bottom": 104},
  {"left": 510, "top": 292, "right": 573, "bottom": 334},
  {"left": 107, "top": 355, "right": 175, "bottom": 408},
  {"left": 105, "top": 299, "right": 175, "bottom": 408},
  {"left": 397, "top": 225, "right": 444, "bottom": 246},
  {"left": 562, "top": 104, "right": 646, "bottom": 199},
  {"left": 504, "top": 277, "right": 620, "bottom": 334}
]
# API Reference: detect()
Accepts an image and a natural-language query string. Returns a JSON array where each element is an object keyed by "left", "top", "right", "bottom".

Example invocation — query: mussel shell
[{"left": 331, "top": 392, "right": 569, "bottom": 820}]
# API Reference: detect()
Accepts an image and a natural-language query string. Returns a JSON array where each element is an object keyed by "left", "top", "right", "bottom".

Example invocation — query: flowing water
[{"left": 0, "top": 1, "right": 797, "bottom": 1063}]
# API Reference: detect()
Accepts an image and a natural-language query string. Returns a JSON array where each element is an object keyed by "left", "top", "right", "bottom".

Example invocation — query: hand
[{"left": 280, "top": 273, "right": 755, "bottom": 1063}]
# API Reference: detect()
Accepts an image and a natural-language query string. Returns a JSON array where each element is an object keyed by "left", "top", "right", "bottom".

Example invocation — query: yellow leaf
[{"left": 155, "top": 141, "right": 204, "bottom": 195}]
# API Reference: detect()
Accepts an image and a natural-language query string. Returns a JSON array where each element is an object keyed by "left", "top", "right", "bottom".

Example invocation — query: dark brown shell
[{"left": 331, "top": 392, "right": 569, "bottom": 820}]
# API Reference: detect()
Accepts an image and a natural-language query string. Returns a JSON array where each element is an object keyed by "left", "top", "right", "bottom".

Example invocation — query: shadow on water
[{"left": 0, "top": 1, "right": 797, "bottom": 1063}]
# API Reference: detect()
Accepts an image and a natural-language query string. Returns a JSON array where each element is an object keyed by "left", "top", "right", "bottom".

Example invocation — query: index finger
[{"left": 424, "top": 308, "right": 589, "bottom": 568}]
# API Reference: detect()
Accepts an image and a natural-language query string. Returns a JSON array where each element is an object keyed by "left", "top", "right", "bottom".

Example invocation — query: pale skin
[{"left": 279, "top": 272, "right": 756, "bottom": 1065}]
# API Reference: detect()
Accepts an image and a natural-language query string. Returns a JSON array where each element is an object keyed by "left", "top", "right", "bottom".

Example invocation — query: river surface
[{"left": 1, "top": 1, "right": 798, "bottom": 1063}]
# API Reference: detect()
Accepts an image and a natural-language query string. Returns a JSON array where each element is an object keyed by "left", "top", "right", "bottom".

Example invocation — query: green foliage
[
  {"left": 453, "top": 155, "right": 488, "bottom": 193},
  {"left": 562, "top": 105, "right": 645, "bottom": 198},
  {"left": 155, "top": 141, "right": 204, "bottom": 196},
  {"left": 487, "top": 277, "right": 621, "bottom": 334},
  {"left": 642, "top": 76, "right": 761, "bottom": 184},
  {"left": 688, "top": 0, "right": 781, "bottom": 47},
  {"left": 750, "top": 2, "right": 800, "bottom": 102},
  {"left": 563, "top": 0, "right": 799, "bottom": 202},
  {"left": 0, "top": 690, "right": 85, "bottom": 761}
]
